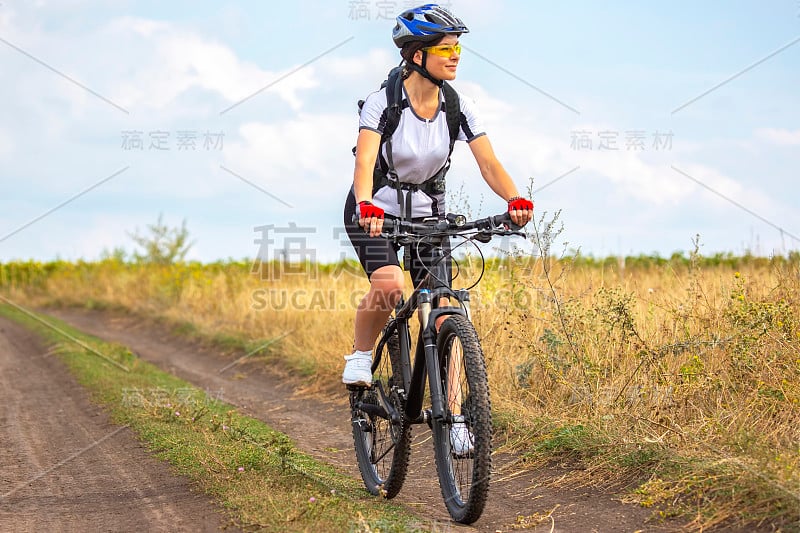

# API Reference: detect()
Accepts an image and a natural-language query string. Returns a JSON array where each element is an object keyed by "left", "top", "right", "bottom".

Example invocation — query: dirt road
[
  {"left": 0, "top": 315, "right": 235, "bottom": 532},
  {"left": 46, "top": 307, "right": 668, "bottom": 532}
]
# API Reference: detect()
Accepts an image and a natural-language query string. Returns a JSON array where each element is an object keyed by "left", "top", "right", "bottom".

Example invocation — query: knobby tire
[
  {"left": 432, "top": 315, "right": 492, "bottom": 524},
  {"left": 351, "top": 327, "right": 412, "bottom": 498}
]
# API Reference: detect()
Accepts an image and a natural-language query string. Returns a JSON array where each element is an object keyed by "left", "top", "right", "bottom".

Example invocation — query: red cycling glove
[
  {"left": 358, "top": 200, "right": 384, "bottom": 219},
  {"left": 508, "top": 196, "right": 534, "bottom": 212}
]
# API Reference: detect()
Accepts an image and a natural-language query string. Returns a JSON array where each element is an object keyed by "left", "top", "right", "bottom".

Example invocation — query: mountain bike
[{"left": 348, "top": 211, "right": 524, "bottom": 524}]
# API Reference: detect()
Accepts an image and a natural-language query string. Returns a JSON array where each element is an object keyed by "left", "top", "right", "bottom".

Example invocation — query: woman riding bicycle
[{"left": 342, "top": 4, "right": 533, "bottom": 437}]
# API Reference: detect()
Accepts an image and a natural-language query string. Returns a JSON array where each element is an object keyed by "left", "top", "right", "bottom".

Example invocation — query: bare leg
[
  {"left": 447, "top": 334, "right": 464, "bottom": 416},
  {"left": 353, "top": 265, "right": 405, "bottom": 351}
]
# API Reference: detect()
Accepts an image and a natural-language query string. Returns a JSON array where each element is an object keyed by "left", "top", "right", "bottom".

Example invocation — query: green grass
[{"left": 0, "top": 303, "right": 426, "bottom": 532}]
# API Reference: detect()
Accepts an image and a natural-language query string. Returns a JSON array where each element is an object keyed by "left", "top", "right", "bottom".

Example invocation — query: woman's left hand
[{"left": 507, "top": 197, "right": 533, "bottom": 226}]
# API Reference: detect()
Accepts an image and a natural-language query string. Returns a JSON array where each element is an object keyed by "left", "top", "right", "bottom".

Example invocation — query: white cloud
[
  {"left": 461, "top": 94, "right": 768, "bottom": 211},
  {"left": 2, "top": 12, "right": 323, "bottom": 123},
  {"left": 102, "top": 16, "right": 318, "bottom": 112},
  {"left": 0, "top": 6, "right": 12, "bottom": 30},
  {"left": 755, "top": 128, "right": 800, "bottom": 146},
  {"left": 223, "top": 112, "right": 355, "bottom": 204},
  {"left": 0, "top": 128, "right": 15, "bottom": 160},
  {"left": 72, "top": 213, "right": 139, "bottom": 259},
  {"left": 665, "top": 162, "right": 775, "bottom": 212},
  {"left": 459, "top": 102, "right": 695, "bottom": 206},
  {"left": 320, "top": 48, "right": 395, "bottom": 81},
  {"left": 453, "top": 80, "right": 515, "bottom": 125}
]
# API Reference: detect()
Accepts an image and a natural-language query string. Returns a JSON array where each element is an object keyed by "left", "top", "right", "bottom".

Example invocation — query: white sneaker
[
  {"left": 450, "top": 422, "right": 474, "bottom": 457},
  {"left": 342, "top": 352, "right": 373, "bottom": 386}
]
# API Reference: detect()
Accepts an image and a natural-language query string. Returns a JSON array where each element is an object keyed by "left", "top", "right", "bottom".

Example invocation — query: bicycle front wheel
[
  {"left": 432, "top": 315, "right": 492, "bottom": 524},
  {"left": 350, "top": 327, "right": 411, "bottom": 498}
]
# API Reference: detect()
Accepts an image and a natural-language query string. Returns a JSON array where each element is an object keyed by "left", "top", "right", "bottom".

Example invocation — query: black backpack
[{"left": 354, "top": 65, "right": 461, "bottom": 219}]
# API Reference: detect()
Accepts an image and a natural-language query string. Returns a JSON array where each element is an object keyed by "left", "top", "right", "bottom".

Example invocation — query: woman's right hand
[{"left": 358, "top": 201, "right": 385, "bottom": 237}]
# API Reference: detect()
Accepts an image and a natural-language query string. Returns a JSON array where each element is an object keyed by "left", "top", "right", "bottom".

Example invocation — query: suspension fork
[
  {"left": 404, "top": 288, "right": 471, "bottom": 423},
  {"left": 396, "top": 315, "right": 413, "bottom": 389},
  {"left": 404, "top": 289, "right": 435, "bottom": 423},
  {"left": 416, "top": 288, "right": 450, "bottom": 421}
]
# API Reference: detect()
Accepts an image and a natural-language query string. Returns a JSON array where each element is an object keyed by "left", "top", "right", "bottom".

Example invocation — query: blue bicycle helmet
[{"left": 392, "top": 4, "right": 469, "bottom": 48}]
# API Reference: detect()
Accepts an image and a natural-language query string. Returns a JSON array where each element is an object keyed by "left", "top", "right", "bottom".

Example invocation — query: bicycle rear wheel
[
  {"left": 432, "top": 315, "right": 492, "bottom": 524},
  {"left": 350, "top": 326, "right": 412, "bottom": 498}
]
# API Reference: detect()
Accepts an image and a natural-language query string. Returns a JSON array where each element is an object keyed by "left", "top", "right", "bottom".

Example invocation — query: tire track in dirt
[
  {"left": 49, "top": 307, "right": 672, "bottom": 532},
  {"left": 0, "top": 316, "right": 235, "bottom": 532}
]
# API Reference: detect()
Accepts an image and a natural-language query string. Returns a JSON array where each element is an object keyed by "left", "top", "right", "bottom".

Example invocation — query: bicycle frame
[
  {"left": 372, "top": 232, "right": 474, "bottom": 426},
  {"left": 355, "top": 211, "right": 521, "bottom": 427}
]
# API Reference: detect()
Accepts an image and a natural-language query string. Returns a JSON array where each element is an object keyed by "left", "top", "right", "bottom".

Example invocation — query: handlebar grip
[
  {"left": 476, "top": 212, "right": 523, "bottom": 232},
  {"left": 495, "top": 212, "right": 524, "bottom": 232}
]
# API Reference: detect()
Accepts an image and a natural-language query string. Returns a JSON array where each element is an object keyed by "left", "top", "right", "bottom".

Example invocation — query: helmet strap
[{"left": 408, "top": 55, "right": 444, "bottom": 88}]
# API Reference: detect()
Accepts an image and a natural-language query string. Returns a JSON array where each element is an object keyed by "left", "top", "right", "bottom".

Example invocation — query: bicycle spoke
[{"left": 371, "top": 440, "right": 396, "bottom": 465}]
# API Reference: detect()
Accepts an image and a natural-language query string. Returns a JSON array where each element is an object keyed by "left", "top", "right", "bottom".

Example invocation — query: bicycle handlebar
[
  {"left": 381, "top": 212, "right": 525, "bottom": 242},
  {"left": 351, "top": 212, "right": 525, "bottom": 242}
]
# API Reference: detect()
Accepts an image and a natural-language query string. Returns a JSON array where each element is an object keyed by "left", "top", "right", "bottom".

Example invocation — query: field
[{"left": 2, "top": 237, "right": 799, "bottom": 530}]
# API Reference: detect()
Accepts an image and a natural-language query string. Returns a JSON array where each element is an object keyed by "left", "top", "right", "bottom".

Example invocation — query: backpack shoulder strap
[
  {"left": 442, "top": 81, "right": 460, "bottom": 154},
  {"left": 382, "top": 67, "right": 405, "bottom": 142},
  {"left": 352, "top": 67, "right": 404, "bottom": 158}
]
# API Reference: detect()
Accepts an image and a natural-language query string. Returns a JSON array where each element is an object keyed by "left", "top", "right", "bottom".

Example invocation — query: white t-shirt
[{"left": 358, "top": 83, "right": 485, "bottom": 218}]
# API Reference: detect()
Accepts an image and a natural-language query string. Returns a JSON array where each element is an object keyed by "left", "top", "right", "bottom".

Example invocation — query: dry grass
[{"left": 2, "top": 241, "right": 799, "bottom": 530}]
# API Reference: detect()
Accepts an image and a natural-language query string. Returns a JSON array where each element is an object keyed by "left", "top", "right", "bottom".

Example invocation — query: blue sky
[{"left": 1, "top": 0, "right": 798, "bottom": 262}]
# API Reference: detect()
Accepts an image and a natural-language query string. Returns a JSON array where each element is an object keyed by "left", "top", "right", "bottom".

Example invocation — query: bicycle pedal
[{"left": 346, "top": 383, "right": 371, "bottom": 392}]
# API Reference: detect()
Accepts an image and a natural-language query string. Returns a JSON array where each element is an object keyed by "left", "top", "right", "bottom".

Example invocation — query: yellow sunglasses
[{"left": 422, "top": 43, "right": 462, "bottom": 58}]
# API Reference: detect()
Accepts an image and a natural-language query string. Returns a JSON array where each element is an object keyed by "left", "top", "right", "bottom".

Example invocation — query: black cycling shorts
[{"left": 343, "top": 188, "right": 452, "bottom": 288}]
